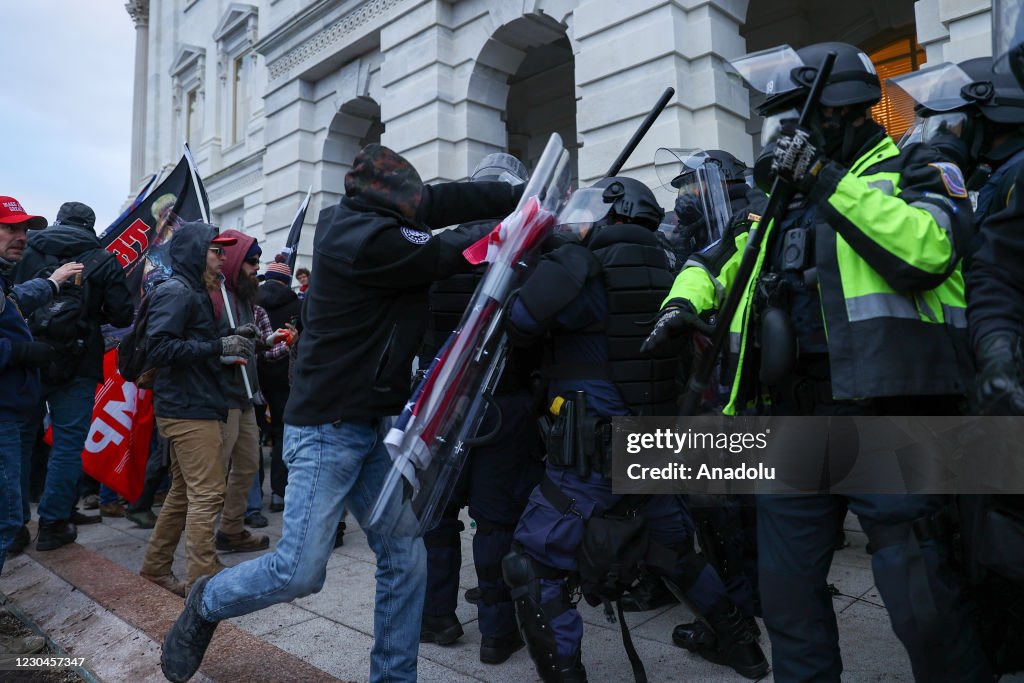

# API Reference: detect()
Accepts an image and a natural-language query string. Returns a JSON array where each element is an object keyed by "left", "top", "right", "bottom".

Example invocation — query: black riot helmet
[
  {"left": 959, "top": 57, "right": 1024, "bottom": 125},
  {"left": 705, "top": 150, "right": 749, "bottom": 183},
  {"left": 593, "top": 177, "right": 664, "bottom": 229},
  {"left": 756, "top": 41, "right": 881, "bottom": 116},
  {"left": 556, "top": 176, "right": 663, "bottom": 240}
]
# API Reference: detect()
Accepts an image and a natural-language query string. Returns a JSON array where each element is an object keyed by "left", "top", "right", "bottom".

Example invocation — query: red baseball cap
[
  {"left": 0, "top": 196, "right": 47, "bottom": 229},
  {"left": 211, "top": 233, "right": 238, "bottom": 246}
]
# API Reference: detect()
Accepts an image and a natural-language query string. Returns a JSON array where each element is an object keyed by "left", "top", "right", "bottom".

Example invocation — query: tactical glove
[
  {"left": 230, "top": 323, "right": 260, "bottom": 339},
  {"left": 640, "top": 299, "right": 710, "bottom": 356},
  {"left": 219, "top": 334, "right": 255, "bottom": 360},
  {"left": 772, "top": 123, "right": 826, "bottom": 193},
  {"left": 975, "top": 333, "right": 1024, "bottom": 415},
  {"left": 9, "top": 341, "right": 55, "bottom": 369}
]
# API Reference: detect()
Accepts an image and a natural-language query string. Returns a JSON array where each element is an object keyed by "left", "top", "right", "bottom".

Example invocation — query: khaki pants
[
  {"left": 219, "top": 407, "right": 260, "bottom": 536},
  {"left": 141, "top": 417, "right": 225, "bottom": 587}
]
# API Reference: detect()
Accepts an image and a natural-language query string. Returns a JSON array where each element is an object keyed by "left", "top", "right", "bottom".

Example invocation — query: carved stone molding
[
  {"left": 267, "top": 0, "right": 404, "bottom": 82},
  {"left": 125, "top": 0, "right": 149, "bottom": 28}
]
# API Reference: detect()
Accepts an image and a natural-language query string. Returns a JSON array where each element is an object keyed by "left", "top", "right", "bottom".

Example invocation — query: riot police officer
[
  {"left": 971, "top": 0, "right": 1024, "bottom": 417},
  {"left": 643, "top": 41, "right": 990, "bottom": 681},
  {"left": 502, "top": 177, "right": 767, "bottom": 681},
  {"left": 892, "top": 56, "right": 1024, "bottom": 225},
  {"left": 419, "top": 153, "right": 545, "bottom": 666}
]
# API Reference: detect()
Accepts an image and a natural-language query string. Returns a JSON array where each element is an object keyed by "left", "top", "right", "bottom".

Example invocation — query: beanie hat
[
  {"left": 344, "top": 144, "right": 423, "bottom": 221},
  {"left": 245, "top": 241, "right": 262, "bottom": 260},
  {"left": 55, "top": 201, "right": 97, "bottom": 232},
  {"left": 263, "top": 254, "right": 292, "bottom": 284}
]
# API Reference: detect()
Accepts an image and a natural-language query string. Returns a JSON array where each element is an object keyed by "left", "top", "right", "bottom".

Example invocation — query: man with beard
[{"left": 209, "top": 230, "right": 270, "bottom": 554}]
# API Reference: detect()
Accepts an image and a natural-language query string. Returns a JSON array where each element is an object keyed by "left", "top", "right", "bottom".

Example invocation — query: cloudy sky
[{"left": 0, "top": 2, "right": 136, "bottom": 230}]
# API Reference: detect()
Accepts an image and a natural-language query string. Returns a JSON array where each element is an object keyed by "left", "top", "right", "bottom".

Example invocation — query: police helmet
[
  {"left": 759, "top": 41, "right": 881, "bottom": 115},
  {"left": 705, "top": 150, "right": 749, "bottom": 183},
  {"left": 959, "top": 57, "right": 1024, "bottom": 125},
  {"left": 593, "top": 177, "right": 664, "bottom": 230},
  {"left": 470, "top": 152, "right": 529, "bottom": 185}
]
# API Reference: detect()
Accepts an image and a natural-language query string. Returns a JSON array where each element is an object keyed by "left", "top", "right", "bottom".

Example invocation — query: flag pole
[{"left": 184, "top": 141, "right": 253, "bottom": 400}]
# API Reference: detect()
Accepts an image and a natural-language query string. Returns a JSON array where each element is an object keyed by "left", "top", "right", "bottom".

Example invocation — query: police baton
[
  {"left": 679, "top": 51, "right": 837, "bottom": 416},
  {"left": 606, "top": 87, "right": 675, "bottom": 177}
]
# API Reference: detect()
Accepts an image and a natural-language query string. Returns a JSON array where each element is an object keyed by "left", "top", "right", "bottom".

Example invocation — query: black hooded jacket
[
  {"left": 145, "top": 223, "right": 226, "bottom": 420},
  {"left": 285, "top": 174, "right": 521, "bottom": 425},
  {"left": 16, "top": 225, "right": 133, "bottom": 381}
]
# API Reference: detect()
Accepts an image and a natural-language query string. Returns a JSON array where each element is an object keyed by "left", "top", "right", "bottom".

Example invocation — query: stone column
[
  {"left": 125, "top": 0, "right": 150, "bottom": 189},
  {"left": 916, "top": 0, "right": 993, "bottom": 64},
  {"left": 573, "top": 0, "right": 751, "bottom": 194}
]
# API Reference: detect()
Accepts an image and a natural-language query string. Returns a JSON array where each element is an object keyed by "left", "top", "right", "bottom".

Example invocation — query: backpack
[
  {"left": 28, "top": 249, "right": 107, "bottom": 385},
  {"left": 118, "top": 287, "right": 158, "bottom": 388}
]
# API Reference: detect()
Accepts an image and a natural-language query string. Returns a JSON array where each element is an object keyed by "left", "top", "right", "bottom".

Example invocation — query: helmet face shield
[
  {"left": 470, "top": 153, "right": 529, "bottom": 185},
  {"left": 654, "top": 148, "right": 731, "bottom": 246},
  {"left": 887, "top": 63, "right": 973, "bottom": 112},
  {"left": 920, "top": 111, "right": 969, "bottom": 143},
  {"left": 993, "top": 0, "right": 1024, "bottom": 87},
  {"left": 726, "top": 45, "right": 806, "bottom": 96},
  {"left": 555, "top": 187, "right": 611, "bottom": 240}
]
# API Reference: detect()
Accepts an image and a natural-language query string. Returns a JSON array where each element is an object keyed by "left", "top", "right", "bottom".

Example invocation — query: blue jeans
[
  {"left": 0, "top": 421, "right": 23, "bottom": 574},
  {"left": 21, "top": 377, "right": 98, "bottom": 523},
  {"left": 201, "top": 419, "right": 426, "bottom": 683}
]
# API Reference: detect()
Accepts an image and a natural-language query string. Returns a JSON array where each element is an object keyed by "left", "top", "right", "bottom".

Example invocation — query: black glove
[
  {"left": 640, "top": 298, "right": 709, "bottom": 356},
  {"left": 230, "top": 323, "right": 260, "bottom": 339},
  {"left": 219, "top": 334, "right": 255, "bottom": 360},
  {"left": 9, "top": 341, "right": 55, "bottom": 369},
  {"left": 975, "top": 333, "right": 1024, "bottom": 415},
  {"left": 674, "top": 194, "right": 704, "bottom": 227},
  {"left": 772, "top": 123, "right": 826, "bottom": 193}
]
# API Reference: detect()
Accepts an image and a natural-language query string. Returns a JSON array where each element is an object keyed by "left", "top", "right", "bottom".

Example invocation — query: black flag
[
  {"left": 281, "top": 186, "right": 312, "bottom": 271},
  {"left": 101, "top": 155, "right": 210, "bottom": 303}
]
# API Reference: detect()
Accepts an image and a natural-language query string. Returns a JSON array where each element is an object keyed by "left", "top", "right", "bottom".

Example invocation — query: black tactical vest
[{"left": 587, "top": 224, "right": 680, "bottom": 416}]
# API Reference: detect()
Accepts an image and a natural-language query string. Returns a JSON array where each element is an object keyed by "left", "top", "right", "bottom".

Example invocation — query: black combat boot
[
  {"left": 420, "top": 613, "right": 464, "bottom": 645},
  {"left": 620, "top": 574, "right": 679, "bottom": 612},
  {"left": 545, "top": 650, "right": 587, "bottom": 683},
  {"left": 675, "top": 599, "right": 767, "bottom": 679},
  {"left": 480, "top": 631, "right": 525, "bottom": 664},
  {"left": 161, "top": 576, "right": 219, "bottom": 682},
  {"left": 36, "top": 519, "right": 77, "bottom": 551}
]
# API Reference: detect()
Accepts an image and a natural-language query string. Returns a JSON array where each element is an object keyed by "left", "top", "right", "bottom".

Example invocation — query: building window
[
  {"left": 171, "top": 45, "right": 205, "bottom": 150},
  {"left": 215, "top": 5, "right": 258, "bottom": 149},
  {"left": 231, "top": 56, "right": 248, "bottom": 144},
  {"left": 186, "top": 89, "right": 200, "bottom": 144},
  {"left": 869, "top": 37, "right": 926, "bottom": 140}
]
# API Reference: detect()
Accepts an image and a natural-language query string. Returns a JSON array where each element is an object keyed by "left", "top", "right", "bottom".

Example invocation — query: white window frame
[{"left": 214, "top": 4, "right": 258, "bottom": 149}]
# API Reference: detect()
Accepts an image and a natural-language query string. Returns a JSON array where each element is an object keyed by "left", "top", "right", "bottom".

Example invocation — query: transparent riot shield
[
  {"left": 887, "top": 63, "right": 974, "bottom": 113},
  {"left": 654, "top": 148, "right": 731, "bottom": 246},
  {"left": 367, "top": 134, "right": 572, "bottom": 537}
]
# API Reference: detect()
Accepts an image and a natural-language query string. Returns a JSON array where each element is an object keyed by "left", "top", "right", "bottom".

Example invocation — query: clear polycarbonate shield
[
  {"left": 368, "top": 134, "right": 571, "bottom": 537},
  {"left": 897, "top": 121, "right": 923, "bottom": 149},
  {"left": 993, "top": 0, "right": 1024, "bottom": 85},
  {"left": 555, "top": 187, "right": 612, "bottom": 239},
  {"left": 471, "top": 153, "right": 529, "bottom": 185},
  {"left": 726, "top": 45, "right": 806, "bottom": 96},
  {"left": 887, "top": 63, "right": 974, "bottom": 112},
  {"left": 654, "top": 148, "right": 731, "bottom": 245}
]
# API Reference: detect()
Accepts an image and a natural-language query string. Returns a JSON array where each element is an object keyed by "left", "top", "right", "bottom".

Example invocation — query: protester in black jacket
[
  {"left": 139, "top": 222, "right": 252, "bottom": 596},
  {"left": 161, "top": 144, "right": 522, "bottom": 683},
  {"left": 13, "top": 202, "right": 134, "bottom": 552}
]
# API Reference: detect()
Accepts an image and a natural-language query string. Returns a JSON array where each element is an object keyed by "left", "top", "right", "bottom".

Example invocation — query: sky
[{"left": 0, "top": 2, "right": 136, "bottom": 231}]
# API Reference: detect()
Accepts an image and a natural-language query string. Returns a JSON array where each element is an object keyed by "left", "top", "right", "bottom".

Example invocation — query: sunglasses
[
  {"left": 244, "top": 257, "right": 260, "bottom": 266},
  {"left": 208, "top": 246, "right": 225, "bottom": 256}
]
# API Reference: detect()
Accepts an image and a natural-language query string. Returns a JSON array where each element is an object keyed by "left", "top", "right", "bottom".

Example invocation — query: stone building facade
[{"left": 125, "top": 0, "right": 997, "bottom": 265}]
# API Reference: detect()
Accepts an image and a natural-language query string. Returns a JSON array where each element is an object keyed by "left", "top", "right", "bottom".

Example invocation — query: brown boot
[
  {"left": 216, "top": 529, "right": 269, "bottom": 553},
  {"left": 100, "top": 502, "right": 125, "bottom": 518},
  {"left": 140, "top": 571, "right": 188, "bottom": 598}
]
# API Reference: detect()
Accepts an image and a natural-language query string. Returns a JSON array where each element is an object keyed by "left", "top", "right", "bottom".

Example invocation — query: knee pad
[{"left": 503, "top": 547, "right": 568, "bottom": 680}]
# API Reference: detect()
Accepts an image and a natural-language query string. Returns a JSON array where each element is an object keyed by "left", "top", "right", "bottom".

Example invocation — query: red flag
[{"left": 79, "top": 350, "right": 154, "bottom": 503}]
